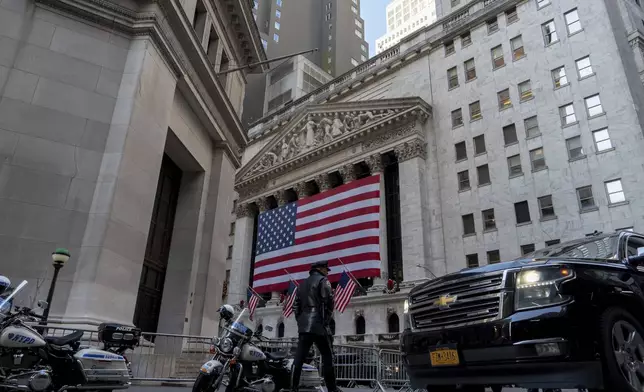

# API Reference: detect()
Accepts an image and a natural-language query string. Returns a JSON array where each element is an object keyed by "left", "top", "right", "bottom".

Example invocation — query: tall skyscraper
[
  {"left": 376, "top": 0, "right": 438, "bottom": 54},
  {"left": 243, "top": 0, "right": 369, "bottom": 127}
]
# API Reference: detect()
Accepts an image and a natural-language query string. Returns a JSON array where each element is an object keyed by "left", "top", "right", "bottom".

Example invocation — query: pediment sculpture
[{"left": 243, "top": 110, "right": 395, "bottom": 179}]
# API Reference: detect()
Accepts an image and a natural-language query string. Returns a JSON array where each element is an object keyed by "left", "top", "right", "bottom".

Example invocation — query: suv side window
[{"left": 625, "top": 235, "right": 644, "bottom": 257}]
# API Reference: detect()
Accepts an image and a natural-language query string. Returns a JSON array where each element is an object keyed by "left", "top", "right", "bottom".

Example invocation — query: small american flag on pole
[
  {"left": 334, "top": 271, "right": 357, "bottom": 313},
  {"left": 252, "top": 175, "right": 381, "bottom": 292},
  {"left": 247, "top": 288, "right": 261, "bottom": 321},
  {"left": 282, "top": 280, "right": 298, "bottom": 318}
]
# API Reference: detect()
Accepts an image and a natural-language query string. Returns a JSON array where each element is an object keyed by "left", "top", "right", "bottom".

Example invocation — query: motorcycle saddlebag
[
  {"left": 98, "top": 323, "right": 141, "bottom": 349},
  {"left": 74, "top": 348, "right": 130, "bottom": 384}
]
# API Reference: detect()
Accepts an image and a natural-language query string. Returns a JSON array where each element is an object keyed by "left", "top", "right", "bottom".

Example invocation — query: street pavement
[{"left": 129, "top": 386, "right": 579, "bottom": 392}]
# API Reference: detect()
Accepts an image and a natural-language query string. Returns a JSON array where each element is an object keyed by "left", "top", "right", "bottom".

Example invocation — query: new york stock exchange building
[{"left": 229, "top": 0, "right": 644, "bottom": 343}]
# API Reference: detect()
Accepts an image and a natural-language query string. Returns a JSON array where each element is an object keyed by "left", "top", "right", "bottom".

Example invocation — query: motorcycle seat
[
  {"left": 265, "top": 351, "right": 288, "bottom": 361},
  {"left": 45, "top": 330, "right": 84, "bottom": 346}
]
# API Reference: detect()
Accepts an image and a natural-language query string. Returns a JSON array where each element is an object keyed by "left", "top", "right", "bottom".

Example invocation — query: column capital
[
  {"left": 365, "top": 154, "right": 384, "bottom": 174},
  {"left": 394, "top": 139, "right": 427, "bottom": 162},
  {"left": 275, "top": 190, "right": 289, "bottom": 206},
  {"left": 235, "top": 203, "right": 254, "bottom": 219},
  {"left": 338, "top": 163, "right": 358, "bottom": 183},
  {"left": 315, "top": 174, "right": 332, "bottom": 192},
  {"left": 294, "top": 182, "right": 311, "bottom": 199},
  {"left": 257, "top": 197, "right": 271, "bottom": 213}
]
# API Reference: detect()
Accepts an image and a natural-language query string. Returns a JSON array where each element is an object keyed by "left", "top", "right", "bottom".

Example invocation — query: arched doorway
[
  {"left": 355, "top": 316, "right": 365, "bottom": 335},
  {"left": 329, "top": 319, "right": 336, "bottom": 335},
  {"left": 388, "top": 313, "right": 400, "bottom": 333},
  {"left": 277, "top": 322, "right": 285, "bottom": 338}
]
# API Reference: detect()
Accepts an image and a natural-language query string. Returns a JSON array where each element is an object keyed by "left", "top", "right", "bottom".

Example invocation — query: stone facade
[
  {"left": 230, "top": 0, "right": 644, "bottom": 342},
  {"left": 0, "top": 0, "right": 264, "bottom": 336}
]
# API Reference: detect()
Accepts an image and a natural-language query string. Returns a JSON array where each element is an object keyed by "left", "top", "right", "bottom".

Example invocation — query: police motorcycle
[
  {"left": 193, "top": 305, "right": 322, "bottom": 392},
  {"left": 0, "top": 277, "right": 140, "bottom": 391}
]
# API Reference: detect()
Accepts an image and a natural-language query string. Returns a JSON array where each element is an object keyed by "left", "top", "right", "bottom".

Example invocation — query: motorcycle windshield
[
  {"left": 228, "top": 307, "right": 253, "bottom": 337},
  {"left": 0, "top": 280, "right": 27, "bottom": 316}
]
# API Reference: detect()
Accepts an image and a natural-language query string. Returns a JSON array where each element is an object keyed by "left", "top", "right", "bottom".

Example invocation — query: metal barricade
[{"left": 378, "top": 349, "right": 409, "bottom": 390}]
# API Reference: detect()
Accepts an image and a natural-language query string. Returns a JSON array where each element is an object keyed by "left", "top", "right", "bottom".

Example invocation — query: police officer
[{"left": 291, "top": 260, "right": 339, "bottom": 392}]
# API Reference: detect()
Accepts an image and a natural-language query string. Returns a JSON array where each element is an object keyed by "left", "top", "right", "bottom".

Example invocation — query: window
[
  {"left": 498, "top": 89, "right": 511, "bottom": 110},
  {"left": 566, "top": 136, "right": 584, "bottom": 159},
  {"left": 546, "top": 239, "right": 561, "bottom": 246},
  {"left": 559, "top": 103, "right": 577, "bottom": 126},
  {"left": 466, "top": 254, "right": 479, "bottom": 268},
  {"left": 462, "top": 214, "right": 475, "bottom": 235},
  {"left": 511, "top": 35, "right": 525, "bottom": 60},
  {"left": 552, "top": 66, "right": 569, "bottom": 88},
  {"left": 542, "top": 20, "right": 558, "bottom": 45},
  {"left": 451, "top": 0, "right": 460, "bottom": 6},
  {"left": 355, "top": 19, "right": 363, "bottom": 28},
  {"left": 565, "top": 9, "right": 582, "bottom": 34},
  {"left": 518, "top": 80, "right": 533, "bottom": 101},
  {"left": 458, "top": 170, "right": 470, "bottom": 191},
  {"left": 508, "top": 155, "right": 522, "bottom": 176},
  {"left": 227, "top": 245, "right": 233, "bottom": 259},
  {"left": 267, "top": 89, "right": 292, "bottom": 112},
  {"left": 576, "top": 56, "right": 593, "bottom": 78},
  {"left": 585, "top": 94, "right": 604, "bottom": 117},
  {"left": 473, "top": 135, "right": 486, "bottom": 154},
  {"left": 351, "top": 5, "right": 358, "bottom": 13},
  {"left": 606, "top": 179, "right": 626, "bottom": 204},
  {"left": 448, "top": 67, "right": 459, "bottom": 89},
  {"left": 361, "top": 44, "right": 367, "bottom": 52},
  {"left": 276, "top": 9, "right": 281, "bottom": 18},
  {"left": 326, "top": 13, "right": 332, "bottom": 21},
  {"left": 514, "top": 201, "right": 531, "bottom": 224},
  {"left": 538, "top": 195, "right": 555, "bottom": 219},
  {"left": 530, "top": 148, "right": 546, "bottom": 171},
  {"left": 593, "top": 128, "right": 613, "bottom": 152},
  {"left": 361, "top": 54, "right": 366, "bottom": 62},
  {"left": 487, "top": 250, "right": 501, "bottom": 264},
  {"left": 521, "top": 244, "right": 536, "bottom": 255},
  {"left": 452, "top": 108, "right": 463, "bottom": 128},
  {"left": 525, "top": 116, "right": 540, "bottom": 138},
  {"left": 275, "top": 21, "right": 281, "bottom": 30},
  {"left": 482, "top": 209, "right": 496, "bottom": 231},
  {"left": 455, "top": 141, "right": 467, "bottom": 161},
  {"left": 506, "top": 7, "right": 518, "bottom": 24},
  {"left": 461, "top": 32, "right": 472, "bottom": 47},
  {"left": 232, "top": 199, "right": 237, "bottom": 213},
  {"left": 477, "top": 164, "right": 491, "bottom": 185},
  {"left": 351, "top": 58, "right": 359, "bottom": 66},
  {"left": 487, "top": 17, "right": 499, "bottom": 34},
  {"left": 229, "top": 222, "right": 236, "bottom": 235},
  {"left": 355, "top": 29, "right": 363, "bottom": 38},
  {"left": 492, "top": 45, "right": 505, "bottom": 69},
  {"left": 577, "top": 186, "right": 596, "bottom": 210},
  {"left": 445, "top": 41, "right": 455, "bottom": 56},
  {"left": 276, "top": 0, "right": 282, "bottom": 5},
  {"left": 273, "top": 33, "right": 279, "bottom": 42},
  {"left": 465, "top": 59, "right": 476, "bottom": 81},
  {"left": 470, "top": 101, "right": 482, "bottom": 121},
  {"left": 503, "top": 123, "right": 518, "bottom": 145},
  {"left": 261, "top": 38, "right": 267, "bottom": 50},
  {"left": 537, "top": 0, "right": 550, "bottom": 8},
  {"left": 269, "top": 60, "right": 293, "bottom": 85}
]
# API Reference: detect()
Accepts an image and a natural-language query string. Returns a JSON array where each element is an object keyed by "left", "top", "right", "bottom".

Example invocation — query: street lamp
[{"left": 41, "top": 248, "right": 70, "bottom": 324}]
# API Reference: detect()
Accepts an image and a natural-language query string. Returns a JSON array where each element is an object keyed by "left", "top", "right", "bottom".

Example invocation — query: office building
[{"left": 376, "top": 0, "right": 438, "bottom": 54}]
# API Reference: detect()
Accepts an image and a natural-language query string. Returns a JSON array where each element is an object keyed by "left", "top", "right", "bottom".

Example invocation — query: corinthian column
[
  {"left": 338, "top": 163, "right": 358, "bottom": 183},
  {"left": 365, "top": 154, "right": 388, "bottom": 282},
  {"left": 275, "top": 190, "right": 289, "bottom": 206},
  {"left": 315, "top": 174, "right": 332, "bottom": 192},
  {"left": 294, "top": 182, "right": 311, "bottom": 199},
  {"left": 229, "top": 203, "right": 256, "bottom": 306}
]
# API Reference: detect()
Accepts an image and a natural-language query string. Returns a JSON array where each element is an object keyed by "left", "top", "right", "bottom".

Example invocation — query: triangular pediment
[{"left": 236, "top": 97, "right": 431, "bottom": 190}]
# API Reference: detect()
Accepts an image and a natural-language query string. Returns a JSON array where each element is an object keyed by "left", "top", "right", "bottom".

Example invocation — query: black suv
[{"left": 401, "top": 231, "right": 644, "bottom": 391}]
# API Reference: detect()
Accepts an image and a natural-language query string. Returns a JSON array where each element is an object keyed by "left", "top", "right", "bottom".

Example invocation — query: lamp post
[{"left": 41, "top": 248, "right": 70, "bottom": 324}]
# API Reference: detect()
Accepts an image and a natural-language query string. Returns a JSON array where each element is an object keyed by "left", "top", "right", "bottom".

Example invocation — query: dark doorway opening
[
  {"left": 133, "top": 155, "right": 182, "bottom": 334},
  {"left": 388, "top": 313, "right": 400, "bottom": 333}
]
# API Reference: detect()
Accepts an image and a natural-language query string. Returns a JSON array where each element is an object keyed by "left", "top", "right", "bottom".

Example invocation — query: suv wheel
[{"left": 599, "top": 307, "right": 644, "bottom": 391}]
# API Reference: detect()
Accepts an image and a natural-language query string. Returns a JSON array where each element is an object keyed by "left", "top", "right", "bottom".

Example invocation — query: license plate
[{"left": 429, "top": 346, "right": 460, "bottom": 367}]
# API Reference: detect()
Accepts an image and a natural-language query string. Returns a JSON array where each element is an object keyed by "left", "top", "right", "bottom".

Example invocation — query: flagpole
[
  {"left": 247, "top": 285, "right": 266, "bottom": 303},
  {"left": 283, "top": 269, "right": 300, "bottom": 286},
  {"left": 336, "top": 258, "right": 367, "bottom": 294}
]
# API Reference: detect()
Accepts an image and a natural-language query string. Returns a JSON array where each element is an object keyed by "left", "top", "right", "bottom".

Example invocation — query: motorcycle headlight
[
  {"left": 219, "top": 338, "right": 234, "bottom": 353},
  {"left": 515, "top": 267, "right": 575, "bottom": 311}
]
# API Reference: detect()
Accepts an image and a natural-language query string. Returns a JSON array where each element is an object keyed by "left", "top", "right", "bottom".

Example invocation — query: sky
[{"left": 362, "top": 0, "right": 390, "bottom": 57}]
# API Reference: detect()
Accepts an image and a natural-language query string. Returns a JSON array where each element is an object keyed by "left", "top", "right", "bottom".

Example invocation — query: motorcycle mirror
[{"left": 37, "top": 300, "right": 49, "bottom": 310}]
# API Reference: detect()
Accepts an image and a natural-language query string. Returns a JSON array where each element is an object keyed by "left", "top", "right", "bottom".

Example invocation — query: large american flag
[
  {"left": 282, "top": 280, "right": 298, "bottom": 318},
  {"left": 252, "top": 175, "right": 381, "bottom": 293},
  {"left": 335, "top": 271, "right": 358, "bottom": 313}
]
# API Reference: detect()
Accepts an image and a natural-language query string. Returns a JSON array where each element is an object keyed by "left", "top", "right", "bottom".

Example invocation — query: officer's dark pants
[{"left": 292, "top": 333, "right": 337, "bottom": 391}]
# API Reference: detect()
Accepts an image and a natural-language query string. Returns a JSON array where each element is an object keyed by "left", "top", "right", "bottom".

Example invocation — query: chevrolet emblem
[{"left": 434, "top": 294, "right": 458, "bottom": 309}]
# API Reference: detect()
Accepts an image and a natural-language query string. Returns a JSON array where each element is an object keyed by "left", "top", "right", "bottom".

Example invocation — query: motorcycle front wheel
[{"left": 193, "top": 373, "right": 217, "bottom": 392}]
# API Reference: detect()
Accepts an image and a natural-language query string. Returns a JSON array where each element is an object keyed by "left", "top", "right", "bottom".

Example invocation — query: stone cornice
[
  {"left": 35, "top": 0, "right": 251, "bottom": 159},
  {"left": 235, "top": 98, "right": 431, "bottom": 195}
]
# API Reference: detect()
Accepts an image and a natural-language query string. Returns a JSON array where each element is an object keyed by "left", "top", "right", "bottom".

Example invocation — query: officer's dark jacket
[{"left": 293, "top": 269, "right": 334, "bottom": 335}]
